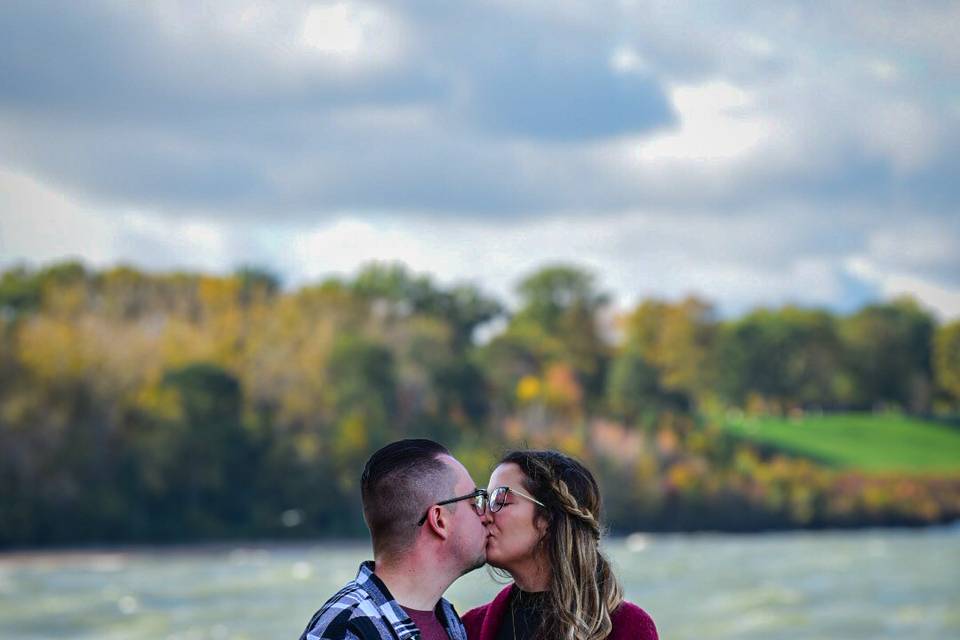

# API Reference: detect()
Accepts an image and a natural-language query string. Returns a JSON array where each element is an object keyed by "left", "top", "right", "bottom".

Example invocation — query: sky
[{"left": 1, "top": 1, "right": 958, "bottom": 318}]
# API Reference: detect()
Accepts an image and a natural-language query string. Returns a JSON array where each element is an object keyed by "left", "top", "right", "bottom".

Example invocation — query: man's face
[{"left": 439, "top": 454, "right": 489, "bottom": 574}]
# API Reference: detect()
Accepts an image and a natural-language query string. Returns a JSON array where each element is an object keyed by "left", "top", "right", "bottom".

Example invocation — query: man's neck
[{"left": 374, "top": 552, "right": 455, "bottom": 611}]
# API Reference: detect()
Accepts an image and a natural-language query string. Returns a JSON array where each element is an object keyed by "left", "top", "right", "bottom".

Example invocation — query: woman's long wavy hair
[{"left": 498, "top": 450, "right": 623, "bottom": 640}]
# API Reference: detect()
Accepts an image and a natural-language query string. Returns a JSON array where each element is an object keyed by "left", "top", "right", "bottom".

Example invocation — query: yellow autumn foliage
[{"left": 516, "top": 375, "right": 542, "bottom": 403}]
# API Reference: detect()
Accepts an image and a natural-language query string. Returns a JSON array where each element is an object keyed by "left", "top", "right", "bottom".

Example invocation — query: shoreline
[{"left": 3, "top": 522, "right": 957, "bottom": 563}]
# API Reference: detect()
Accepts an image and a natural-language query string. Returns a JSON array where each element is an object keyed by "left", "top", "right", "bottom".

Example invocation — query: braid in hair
[{"left": 552, "top": 477, "right": 602, "bottom": 540}]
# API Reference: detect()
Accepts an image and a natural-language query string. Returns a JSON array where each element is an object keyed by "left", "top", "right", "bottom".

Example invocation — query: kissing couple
[{"left": 299, "top": 439, "right": 657, "bottom": 640}]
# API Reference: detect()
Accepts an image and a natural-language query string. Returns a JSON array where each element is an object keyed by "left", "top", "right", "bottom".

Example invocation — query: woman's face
[{"left": 484, "top": 462, "right": 547, "bottom": 571}]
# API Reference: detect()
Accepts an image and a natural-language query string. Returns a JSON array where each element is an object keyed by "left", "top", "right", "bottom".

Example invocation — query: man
[{"left": 299, "top": 439, "right": 489, "bottom": 640}]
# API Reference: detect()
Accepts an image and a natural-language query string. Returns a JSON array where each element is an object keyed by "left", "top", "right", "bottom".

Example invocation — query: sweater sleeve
[{"left": 610, "top": 601, "right": 658, "bottom": 640}]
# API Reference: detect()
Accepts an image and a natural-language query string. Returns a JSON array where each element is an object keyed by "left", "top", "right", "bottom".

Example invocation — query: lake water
[{"left": 2, "top": 527, "right": 958, "bottom": 640}]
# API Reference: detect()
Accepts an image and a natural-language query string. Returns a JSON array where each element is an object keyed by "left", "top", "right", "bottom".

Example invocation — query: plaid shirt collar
[{"left": 354, "top": 561, "right": 467, "bottom": 640}]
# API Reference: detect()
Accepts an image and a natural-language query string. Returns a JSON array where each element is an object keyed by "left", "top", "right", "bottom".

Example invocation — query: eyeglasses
[
  {"left": 488, "top": 486, "right": 545, "bottom": 513},
  {"left": 417, "top": 489, "right": 488, "bottom": 526}
]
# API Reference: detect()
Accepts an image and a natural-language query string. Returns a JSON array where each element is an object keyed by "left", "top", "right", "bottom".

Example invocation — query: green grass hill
[{"left": 722, "top": 413, "right": 960, "bottom": 474}]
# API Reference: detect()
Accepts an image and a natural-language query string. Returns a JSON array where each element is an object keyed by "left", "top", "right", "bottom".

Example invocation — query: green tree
[
  {"left": 352, "top": 262, "right": 501, "bottom": 347},
  {"left": 148, "top": 363, "right": 254, "bottom": 537},
  {"left": 515, "top": 265, "right": 608, "bottom": 334},
  {"left": 841, "top": 298, "right": 935, "bottom": 413},
  {"left": 0, "top": 265, "right": 42, "bottom": 314},
  {"left": 235, "top": 266, "right": 281, "bottom": 306},
  {"left": 934, "top": 320, "right": 960, "bottom": 409},
  {"left": 511, "top": 264, "right": 610, "bottom": 401},
  {"left": 327, "top": 334, "right": 396, "bottom": 438},
  {"left": 716, "top": 306, "right": 846, "bottom": 411},
  {"left": 621, "top": 297, "right": 717, "bottom": 410},
  {"left": 606, "top": 348, "right": 687, "bottom": 425}
]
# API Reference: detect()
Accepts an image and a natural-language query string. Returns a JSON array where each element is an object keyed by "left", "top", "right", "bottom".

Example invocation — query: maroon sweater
[{"left": 462, "top": 585, "right": 658, "bottom": 640}]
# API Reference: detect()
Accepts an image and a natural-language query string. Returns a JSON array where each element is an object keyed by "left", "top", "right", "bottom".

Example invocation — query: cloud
[
  {"left": 635, "top": 81, "right": 775, "bottom": 162},
  {"left": 299, "top": 2, "right": 405, "bottom": 63},
  {"left": 846, "top": 257, "right": 960, "bottom": 320},
  {"left": 5, "top": 166, "right": 958, "bottom": 319},
  {"left": 0, "top": 168, "right": 272, "bottom": 273},
  {"left": 0, "top": 169, "right": 116, "bottom": 265},
  {"left": 866, "top": 225, "right": 960, "bottom": 285},
  {"left": 0, "top": 1, "right": 680, "bottom": 216},
  {"left": 239, "top": 210, "right": 921, "bottom": 319},
  {"left": 0, "top": 1, "right": 957, "bottom": 318}
]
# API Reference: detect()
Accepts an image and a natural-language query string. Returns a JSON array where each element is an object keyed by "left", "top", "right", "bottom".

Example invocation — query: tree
[
  {"left": 477, "top": 324, "right": 553, "bottom": 414},
  {"left": 235, "top": 266, "right": 281, "bottom": 306},
  {"left": 351, "top": 262, "right": 502, "bottom": 347},
  {"left": 934, "top": 321, "right": 960, "bottom": 409},
  {"left": 515, "top": 265, "right": 608, "bottom": 334},
  {"left": 716, "top": 306, "right": 846, "bottom": 411},
  {"left": 0, "top": 265, "right": 41, "bottom": 315},
  {"left": 841, "top": 298, "right": 935, "bottom": 413},
  {"left": 620, "top": 297, "right": 717, "bottom": 410},
  {"left": 152, "top": 363, "right": 253, "bottom": 536},
  {"left": 511, "top": 264, "right": 610, "bottom": 401},
  {"left": 606, "top": 348, "right": 675, "bottom": 425},
  {"left": 326, "top": 334, "right": 397, "bottom": 438}
]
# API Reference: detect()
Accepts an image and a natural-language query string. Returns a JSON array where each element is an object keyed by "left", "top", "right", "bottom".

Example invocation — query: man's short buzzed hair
[{"left": 361, "top": 439, "right": 457, "bottom": 556}]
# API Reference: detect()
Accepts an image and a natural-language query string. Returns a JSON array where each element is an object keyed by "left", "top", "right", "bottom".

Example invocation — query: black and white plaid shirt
[{"left": 298, "top": 561, "right": 469, "bottom": 640}]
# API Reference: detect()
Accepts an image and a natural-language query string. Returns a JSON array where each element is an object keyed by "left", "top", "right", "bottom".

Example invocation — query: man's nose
[{"left": 480, "top": 509, "right": 494, "bottom": 525}]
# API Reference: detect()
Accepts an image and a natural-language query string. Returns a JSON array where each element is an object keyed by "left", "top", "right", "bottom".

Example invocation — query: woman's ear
[{"left": 534, "top": 512, "right": 549, "bottom": 541}]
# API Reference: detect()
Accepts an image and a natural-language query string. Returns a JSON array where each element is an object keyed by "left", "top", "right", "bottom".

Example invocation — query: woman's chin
[{"left": 484, "top": 544, "right": 508, "bottom": 569}]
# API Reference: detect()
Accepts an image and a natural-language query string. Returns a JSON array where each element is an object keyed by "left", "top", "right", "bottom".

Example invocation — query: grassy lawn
[{"left": 722, "top": 412, "right": 960, "bottom": 474}]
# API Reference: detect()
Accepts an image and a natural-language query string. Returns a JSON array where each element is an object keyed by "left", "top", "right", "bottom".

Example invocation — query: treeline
[{"left": 1, "top": 261, "right": 958, "bottom": 546}]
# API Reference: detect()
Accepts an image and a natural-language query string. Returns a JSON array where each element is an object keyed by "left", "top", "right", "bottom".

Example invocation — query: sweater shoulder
[
  {"left": 461, "top": 585, "right": 513, "bottom": 640},
  {"left": 610, "top": 600, "right": 658, "bottom": 640},
  {"left": 460, "top": 602, "right": 490, "bottom": 636}
]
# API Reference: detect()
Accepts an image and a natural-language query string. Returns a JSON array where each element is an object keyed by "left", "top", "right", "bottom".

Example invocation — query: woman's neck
[{"left": 510, "top": 555, "right": 551, "bottom": 592}]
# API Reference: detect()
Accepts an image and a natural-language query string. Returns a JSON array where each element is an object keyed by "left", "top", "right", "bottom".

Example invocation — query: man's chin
[{"left": 461, "top": 552, "right": 487, "bottom": 576}]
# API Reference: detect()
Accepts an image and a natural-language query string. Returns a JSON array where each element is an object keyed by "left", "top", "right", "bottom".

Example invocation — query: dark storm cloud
[
  {"left": 0, "top": 0, "right": 957, "bottom": 239},
  {"left": 0, "top": 1, "right": 682, "bottom": 216}
]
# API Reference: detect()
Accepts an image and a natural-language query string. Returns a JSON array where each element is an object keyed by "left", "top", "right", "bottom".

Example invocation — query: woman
[{"left": 463, "top": 450, "right": 657, "bottom": 640}]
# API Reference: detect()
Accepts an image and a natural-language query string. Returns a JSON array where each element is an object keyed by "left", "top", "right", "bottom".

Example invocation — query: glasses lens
[
  {"left": 473, "top": 492, "right": 486, "bottom": 515},
  {"left": 491, "top": 487, "right": 509, "bottom": 512}
]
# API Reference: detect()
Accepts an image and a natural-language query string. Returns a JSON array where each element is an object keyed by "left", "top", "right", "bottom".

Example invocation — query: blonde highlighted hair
[{"left": 499, "top": 450, "right": 623, "bottom": 640}]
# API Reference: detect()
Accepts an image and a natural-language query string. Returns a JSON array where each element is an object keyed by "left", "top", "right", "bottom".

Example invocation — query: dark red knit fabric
[{"left": 461, "top": 585, "right": 658, "bottom": 640}]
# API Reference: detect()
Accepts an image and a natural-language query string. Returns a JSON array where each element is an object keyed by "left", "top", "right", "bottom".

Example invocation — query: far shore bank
[{"left": 3, "top": 521, "right": 958, "bottom": 563}]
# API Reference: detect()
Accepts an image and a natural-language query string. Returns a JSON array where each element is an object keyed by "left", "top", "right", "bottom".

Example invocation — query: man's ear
[{"left": 425, "top": 506, "right": 451, "bottom": 541}]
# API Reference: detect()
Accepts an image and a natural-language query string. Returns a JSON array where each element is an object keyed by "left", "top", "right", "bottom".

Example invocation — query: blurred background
[{"left": 1, "top": 2, "right": 958, "bottom": 639}]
